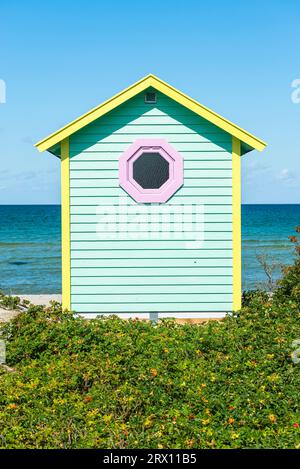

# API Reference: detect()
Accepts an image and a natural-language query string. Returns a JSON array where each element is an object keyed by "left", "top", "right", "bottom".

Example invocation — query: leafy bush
[
  {"left": 274, "top": 226, "right": 300, "bottom": 305},
  {"left": 0, "top": 294, "right": 21, "bottom": 310},
  {"left": 1, "top": 297, "right": 300, "bottom": 449},
  {"left": 0, "top": 293, "right": 31, "bottom": 311},
  {"left": 242, "top": 289, "right": 269, "bottom": 308}
]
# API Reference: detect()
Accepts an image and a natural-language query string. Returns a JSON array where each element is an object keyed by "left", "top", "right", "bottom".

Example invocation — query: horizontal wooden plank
[
  {"left": 70, "top": 228, "right": 231, "bottom": 237},
  {"left": 70, "top": 142, "right": 231, "bottom": 153},
  {"left": 71, "top": 302, "right": 233, "bottom": 313},
  {"left": 70, "top": 196, "right": 232, "bottom": 205},
  {"left": 71, "top": 266, "right": 232, "bottom": 277},
  {"left": 71, "top": 236, "right": 229, "bottom": 243},
  {"left": 71, "top": 275, "right": 232, "bottom": 286},
  {"left": 70, "top": 169, "right": 231, "bottom": 180},
  {"left": 70, "top": 204, "right": 232, "bottom": 215},
  {"left": 71, "top": 237, "right": 232, "bottom": 246},
  {"left": 80, "top": 105, "right": 206, "bottom": 122},
  {"left": 70, "top": 178, "right": 118, "bottom": 188},
  {"left": 71, "top": 258, "right": 232, "bottom": 268},
  {"left": 70, "top": 159, "right": 232, "bottom": 171},
  {"left": 70, "top": 187, "right": 232, "bottom": 198},
  {"left": 71, "top": 237, "right": 232, "bottom": 248},
  {"left": 115, "top": 93, "right": 190, "bottom": 106},
  {"left": 71, "top": 292, "right": 232, "bottom": 303},
  {"left": 70, "top": 212, "right": 231, "bottom": 224},
  {"left": 71, "top": 125, "right": 227, "bottom": 137},
  {"left": 70, "top": 225, "right": 232, "bottom": 235},
  {"left": 71, "top": 170, "right": 117, "bottom": 179},
  {"left": 70, "top": 151, "right": 231, "bottom": 161},
  {"left": 71, "top": 133, "right": 231, "bottom": 145},
  {"left": 71, "top": 284, "right": 232, "bottom": 295},
  {"left": 70, "top": 177, "right": 232, "bottom": 188},
  {"left": 119, "top": 92, "right": 202, "bottom": 107},
  {"left": 71, "top": 248, "right": 232, "bottom": 259},
  {"left": 78, "top": 115, "right": 227, "bottom": 127}
]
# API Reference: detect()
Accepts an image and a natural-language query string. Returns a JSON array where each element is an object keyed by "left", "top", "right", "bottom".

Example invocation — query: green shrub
[
  {"left": 0, "top": 294, "right": 21, "bottom": 310},
  {"left": 0, "top": 297, "right": 300, "bottom": 449},
  {"left": 242, "top": 290, "right": 269, "bottom": 308},
  {"left": 274, "top": 227, "right": 300, "bottom": 305},
  {"left": 275, "top": 260, "right": 300, "bottom": 305}
]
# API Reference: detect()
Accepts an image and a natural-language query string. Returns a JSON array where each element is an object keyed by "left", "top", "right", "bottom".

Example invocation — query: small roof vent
[{"left": 144, "top": 91, "right": 157, "bottom": 104}]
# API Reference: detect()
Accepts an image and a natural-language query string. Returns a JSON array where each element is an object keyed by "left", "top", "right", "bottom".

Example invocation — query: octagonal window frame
[
  {"left": 119, "top": 139, "right": 183, "bottom": 203},
  {"left": 129, "top": 147, "right": 173, "bottom": 192}
]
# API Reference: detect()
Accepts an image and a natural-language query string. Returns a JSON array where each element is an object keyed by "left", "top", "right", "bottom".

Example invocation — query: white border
[{"left": 75, "top": 312, "right": 228, "bottom": 320}]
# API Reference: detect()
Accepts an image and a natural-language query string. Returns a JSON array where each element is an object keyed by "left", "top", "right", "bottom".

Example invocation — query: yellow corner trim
[
  {"left": 61, "top": 138, "right": 71, "bottom": 311},
  {"left": 232, "top": 137, "right": 242, "bottom": 311},
  {"left": 35, "top": 74, "right": 267, "bottom": 154}
]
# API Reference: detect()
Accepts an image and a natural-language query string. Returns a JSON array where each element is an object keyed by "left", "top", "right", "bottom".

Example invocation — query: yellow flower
[
  {"left": 201, "top": 418, "right": 210, "bottom": 425},
  {"left": 268, "top": 414, "right": 277, "bottom": 423},
  {"left": 267, "top": 373, "right": 279, "bottom": 383},
  {"left": 144, "top": 417, "right": 153, "bottom": 428},
  {"left": 103, "top": 414, "right": 113, "bottom": 423},
  {"left": 87, "top": 409, "right": 99, "bottom": 418},
  {"left": 230, "top": 432, "right": 240, "bottom": 440},
  {"left": 7, "top": 403, "right": 17, "bottom": 409},
  {"left": 207, "top": 439, "right": 216, "bottom": 447},
  {"left": 53, "top": 398, "right": 66, "bottom": 405},
  {"left": 29, "top": 381, "right": 38, "bottom": 389},
  {"left": 185, "top": 438, "right": 195, "bottom": 448}
]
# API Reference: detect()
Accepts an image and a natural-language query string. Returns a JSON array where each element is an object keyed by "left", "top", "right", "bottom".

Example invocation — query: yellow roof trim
[{"left": 35, "top": 74, "right": 267, "bottom": 153}]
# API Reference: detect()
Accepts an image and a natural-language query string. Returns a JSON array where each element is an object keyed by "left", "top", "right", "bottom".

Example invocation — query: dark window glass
[
  {"left": 133, "top": 152, "right": 169, "bottom": 189},
  {"left": 145, "top": 92, "right": 157, "bottom": 103}
]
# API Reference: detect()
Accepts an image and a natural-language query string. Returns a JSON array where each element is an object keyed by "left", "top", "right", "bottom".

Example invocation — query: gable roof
[{"left": 35, "top": 74, "right": 267, "bottom": 155}]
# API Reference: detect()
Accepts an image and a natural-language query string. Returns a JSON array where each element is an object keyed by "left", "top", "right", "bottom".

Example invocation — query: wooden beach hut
[{"left": 35, "top": 75, "right": 266, "bottom": 320}]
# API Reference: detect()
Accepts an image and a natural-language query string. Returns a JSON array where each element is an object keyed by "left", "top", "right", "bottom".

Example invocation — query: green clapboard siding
[{"left": 69, "top": 91, "right": 233, "bottom": 313}]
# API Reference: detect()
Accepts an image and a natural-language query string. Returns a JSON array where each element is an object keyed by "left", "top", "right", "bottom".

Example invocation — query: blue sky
[{"left": 0, "top": 0, "right": 299, "bottom": 204}]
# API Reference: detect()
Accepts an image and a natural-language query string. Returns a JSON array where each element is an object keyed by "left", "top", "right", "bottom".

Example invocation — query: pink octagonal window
[{"left": 119, "top": 139, "right": 183, "bottom": 203}]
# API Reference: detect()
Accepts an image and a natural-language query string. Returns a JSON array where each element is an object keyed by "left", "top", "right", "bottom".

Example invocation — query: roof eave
[{"left": 35, "top": 74, "right": 267, "bottom": 155}]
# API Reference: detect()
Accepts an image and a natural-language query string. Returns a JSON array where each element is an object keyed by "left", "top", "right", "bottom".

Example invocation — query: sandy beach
[
  {"left": 0, "top": 295, "right": 62, "bottom": 323},
  {"left": 16, "top": 294, "right": 62, "bottom": 306}
]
